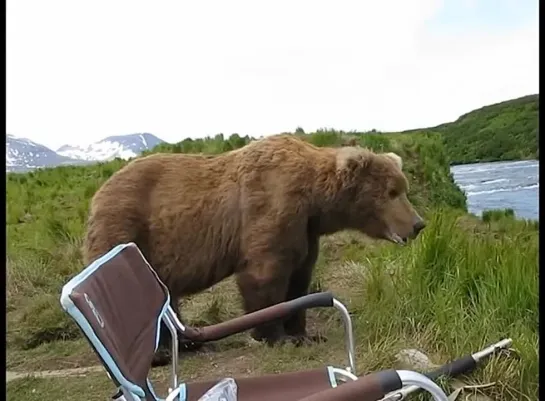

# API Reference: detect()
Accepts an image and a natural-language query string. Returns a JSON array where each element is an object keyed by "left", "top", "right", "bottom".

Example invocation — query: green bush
[{"left": 482, "top": 208, "right": 516, "bottom": 223}]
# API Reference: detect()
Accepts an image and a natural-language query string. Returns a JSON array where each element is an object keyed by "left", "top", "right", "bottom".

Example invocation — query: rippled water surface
[{"left": 450, "top": 160, "right": 539, "bottom": 220}]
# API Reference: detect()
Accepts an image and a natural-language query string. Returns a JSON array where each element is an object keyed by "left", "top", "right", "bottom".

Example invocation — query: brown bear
[{"left": 83, "top": 134, "right": 425, "bottom": 365}]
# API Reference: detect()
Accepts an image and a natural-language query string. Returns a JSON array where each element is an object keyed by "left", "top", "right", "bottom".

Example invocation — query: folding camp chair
[{"left": 60, "top": 242, "right": 448, "bottom": 401}]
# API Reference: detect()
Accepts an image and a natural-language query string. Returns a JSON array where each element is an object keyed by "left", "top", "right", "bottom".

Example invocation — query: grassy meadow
[{"left": 6, "top": 130, "right": 538, "bottom": 400}]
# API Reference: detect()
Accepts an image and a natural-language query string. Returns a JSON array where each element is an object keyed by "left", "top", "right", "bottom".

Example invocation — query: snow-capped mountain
[
  {"left": 6, "top": 133, "right": 167, "bottom": 173},
  {"left": 57, "top": 133, "right": 165, "bottom": 162},
  {"left": 6, "top": 134, "right": 89, "bottom": 173}
]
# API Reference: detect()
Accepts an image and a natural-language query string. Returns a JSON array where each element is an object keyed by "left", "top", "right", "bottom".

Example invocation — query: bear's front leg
[
  {"left": 283, "top": 234, "right": 326, "bottom": 344},
  {"left": 235, "top": 264, "right": 293, "bottom": 345},
  {"left": 283, "top": 264, "right": 314, "bottom": 337}
]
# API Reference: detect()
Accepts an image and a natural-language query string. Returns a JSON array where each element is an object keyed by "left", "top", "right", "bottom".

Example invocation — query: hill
[
  {"left": 407, "top": 94, "right": 539, "bottom": 165},
  {"left": 147, "top": 94, "right": 538, "bottom": 167},
  {"left": 6, "top": 131, "right": 538, "bottom": 400}
]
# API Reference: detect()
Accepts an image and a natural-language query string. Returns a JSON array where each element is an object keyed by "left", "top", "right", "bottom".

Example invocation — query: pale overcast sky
[{"left": 6, "top": 0, "right": 538, "bottom": 151}]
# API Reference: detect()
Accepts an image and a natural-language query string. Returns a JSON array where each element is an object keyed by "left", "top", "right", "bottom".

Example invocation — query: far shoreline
[{"left": 449, "top": 157, "right": 539, "bottom": 167}]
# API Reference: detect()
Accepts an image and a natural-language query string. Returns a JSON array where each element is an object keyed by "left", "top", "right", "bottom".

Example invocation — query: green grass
[
  {"left": 6, "top": 131, "right": 538, "bottom": 400},
  {"left": 482, "top": 208, "right": 516, "bottom": 222}
]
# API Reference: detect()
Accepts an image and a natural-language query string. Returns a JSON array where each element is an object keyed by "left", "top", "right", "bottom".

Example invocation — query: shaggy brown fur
[{"left": 83, "top": 134, "right": 425, "bottom": 365}]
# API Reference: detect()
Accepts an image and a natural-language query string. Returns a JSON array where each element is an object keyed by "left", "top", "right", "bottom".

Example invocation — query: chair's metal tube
[
  {"left": 163, "top": 313, "right": 179, "bottom": 393},
  {"left": 162, "top": 297, "right": 356, "bottom": 393},
  {"left": 379, "top": 338, "right": 513, "bottom": 401},
  {"left": 472, "top": 338, "right": 512, "bottom": 362},
  {"left": 165, "top": 386, "right": 183, "bottom": 401},
  {"left": 332, "top": 298, "right": 356, "bottom": 374},
  {"left": 329, "top": 367, "right": 359, "bottom": 385},
  {"left": 396, "top": 370, "right": 448, "bottom": 401},
  {"left": 166, "top": 307, "right": 187, "bottom": 332}
]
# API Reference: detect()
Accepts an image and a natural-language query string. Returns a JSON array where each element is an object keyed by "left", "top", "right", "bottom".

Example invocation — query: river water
[{"left": 450, "top": 160, "right": 539, "bottom": 221}]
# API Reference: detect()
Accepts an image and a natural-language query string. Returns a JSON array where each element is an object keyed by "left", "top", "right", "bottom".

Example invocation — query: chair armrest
[{"left": 182, "top": 292, "right": 334, "bottom": 342}]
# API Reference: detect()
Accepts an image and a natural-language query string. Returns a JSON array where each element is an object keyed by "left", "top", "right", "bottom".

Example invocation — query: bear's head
[{"left": 334, "top": 146, "right": 425, "bottom": 245}]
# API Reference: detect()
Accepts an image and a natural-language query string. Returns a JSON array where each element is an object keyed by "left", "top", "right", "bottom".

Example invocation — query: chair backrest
[{"left": 60, "top": 242, "right": 171, "bottom": 400}]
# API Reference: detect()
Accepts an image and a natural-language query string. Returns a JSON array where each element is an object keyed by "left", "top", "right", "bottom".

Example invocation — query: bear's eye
[{"left": 389, "top": 189, "right": 399, "bottom": 198}]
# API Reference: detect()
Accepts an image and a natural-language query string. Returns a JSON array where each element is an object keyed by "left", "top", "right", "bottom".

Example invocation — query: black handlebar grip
[
  {"left": 285, "top": 292, "right": 334, "bottom": 314},
  {"left": 427, "top": 355, "right": 477, "bottom": 380},
  {"left": 374, "top": 369, "right": 403, "bottom": 394}
]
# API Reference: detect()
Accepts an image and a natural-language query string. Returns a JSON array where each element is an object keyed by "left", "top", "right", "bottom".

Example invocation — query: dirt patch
[{"left": 7, "top": 366, "right": 105, "bottom": 383}]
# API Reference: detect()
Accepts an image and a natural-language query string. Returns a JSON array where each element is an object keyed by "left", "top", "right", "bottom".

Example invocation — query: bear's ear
[
  {"left": 384, "top": 152, "right": 403, "bottom": 170},
  {"left": 336, "top": 147, "right": 371, "bottom": 173}
]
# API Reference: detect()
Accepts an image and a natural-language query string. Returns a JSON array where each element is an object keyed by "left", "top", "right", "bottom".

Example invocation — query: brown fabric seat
[
  {"left": 185, "top": 368, "right": 334, "bottom": 401},
  {"left": 181, "top": 368, "right": 403, "bottom": 401},
  {"left": 61, "top": 243, "right": 171, "bottom": 400}
]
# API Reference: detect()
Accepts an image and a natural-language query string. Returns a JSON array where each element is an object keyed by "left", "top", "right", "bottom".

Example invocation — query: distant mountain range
[{"left": 6, "top": 133, "right": 166, "bottom": 173}]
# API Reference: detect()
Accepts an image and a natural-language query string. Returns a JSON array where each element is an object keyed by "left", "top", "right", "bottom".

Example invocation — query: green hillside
[
  {"left": 147, "top": 94, "right": 539, "bottom": 166},
  {"left": 413, "top": 94, "right": 539, "bottom": 165}
]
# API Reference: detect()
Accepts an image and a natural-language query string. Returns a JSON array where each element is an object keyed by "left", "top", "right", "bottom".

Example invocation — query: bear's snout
[{"left": 412, "top": 217, "right": 426, "bottom": 238}]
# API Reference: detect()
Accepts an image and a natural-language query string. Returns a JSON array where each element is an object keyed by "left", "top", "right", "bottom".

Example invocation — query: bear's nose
[{"left": 413, "top": 219, "right": 426, "bottom": 236}]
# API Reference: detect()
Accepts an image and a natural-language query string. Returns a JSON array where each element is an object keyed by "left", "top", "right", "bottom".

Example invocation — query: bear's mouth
[{"left": 386, "top": 232, "right": 408, "bottom": 246}]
